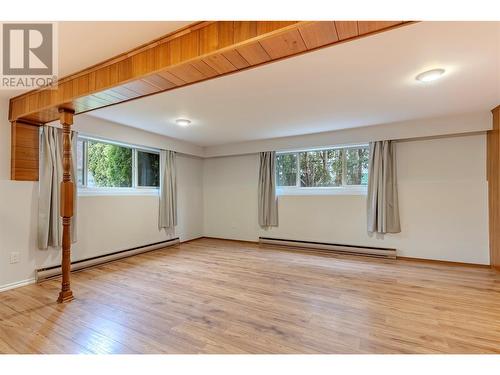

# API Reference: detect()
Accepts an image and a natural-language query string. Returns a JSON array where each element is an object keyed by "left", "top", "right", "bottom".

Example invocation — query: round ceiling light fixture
[
  {"left": 175, "top": 118, "right": 191, "bottom": 127},
  {"left": 415, "top": 68, "right": 446, "bottom": 83}
]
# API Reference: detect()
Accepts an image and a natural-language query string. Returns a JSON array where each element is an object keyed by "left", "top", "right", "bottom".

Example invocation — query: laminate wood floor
[{"left": 1, "top": 238, "right": 499, "bottom": 354}]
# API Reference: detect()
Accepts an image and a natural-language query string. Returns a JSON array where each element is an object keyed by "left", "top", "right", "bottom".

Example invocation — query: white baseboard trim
[
  {"left": 259, "top": 237, "right": 397, "bottom": 259},
  {"left": 0, "top": 277, "right": 36, "bottom": 293},
  {"left": 36, "top": 237, "right": 180, "bottom": 282}
]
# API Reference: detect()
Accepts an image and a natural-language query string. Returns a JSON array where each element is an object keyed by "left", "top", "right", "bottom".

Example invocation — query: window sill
[
  {"left": 78, "top": 188, "right": 159, "bottom": 197},
  {"left": 277, "top": 186, "right": 367, "bottom": 196}
]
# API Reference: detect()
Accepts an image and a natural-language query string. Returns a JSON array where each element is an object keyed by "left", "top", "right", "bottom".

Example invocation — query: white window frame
[
  {"left": 276, "top": 144, "right": 369, "bottom": 196},
  {"left": 77, "top": 135, "right": 160, "bottom": 196}
]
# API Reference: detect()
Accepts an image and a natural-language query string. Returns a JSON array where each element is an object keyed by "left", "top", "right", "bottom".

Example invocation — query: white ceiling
[
  {"left": 88, "top": 21, "right": 500, "bottom": 147},
  {"left": 0, "top": 21, "right": 191, "bottom": 99}
]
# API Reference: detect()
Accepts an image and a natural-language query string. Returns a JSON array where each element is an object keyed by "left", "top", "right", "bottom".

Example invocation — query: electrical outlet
[{"left": 9, "top": 252, "right": 20, "bottom": 264}]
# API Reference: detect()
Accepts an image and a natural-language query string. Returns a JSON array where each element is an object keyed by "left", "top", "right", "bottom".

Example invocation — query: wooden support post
[
  {"left": 488, "top": 105, "right": 500, "bottom": 270},
  {"left": 57, "top": 108, "right": 75, "bottom": 303}
]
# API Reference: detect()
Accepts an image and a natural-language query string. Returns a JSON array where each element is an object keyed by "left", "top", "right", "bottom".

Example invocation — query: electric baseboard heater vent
[
  {"left": 36, "top": 237, "right": 180, "bottom": 282},
  {"left": 259, "top": 237, "right": 396, "bottom": 259}
]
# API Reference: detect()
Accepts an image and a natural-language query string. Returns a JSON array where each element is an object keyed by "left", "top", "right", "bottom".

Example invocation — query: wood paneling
[
  {"left": 8, "top": 20, "right": 412, "bottom": 180},
  {"left": 488, "top": 105, "right": 500, "bottom": 270},
  {"left": 9, "top": 21, "right": 411, "bottom": 124},
  {"left": 199, "top": 22, "right": 234, "bottom": 54},
  {"left": 334, "top": 21, "right": 359, "bottom": 40},
  {"left": 10, "top": 121, "right": 40, "bottom": 181},
  {"left": 221, "top": 49, "right": 250, "bottom": 69},
  {"left": 260, "top": 29, "right": 307, "bottom": 59},
  {"left": 1, "top": 238, "right": 500, "bottom": 353},
  {"left": 298, "top": 22, "right": 339, "bottom": 49},
  {"left": 233, "top": 21, "right": 257, "bottom": 43},
  {"left": 202, "top": 54, "right": 237, "bottom": 74},
  {"left": 235, "top": 42, "right": 271, "bottom": 65},
  {"left": 358, "top": 21, "right": 403, "bottom": 35}
]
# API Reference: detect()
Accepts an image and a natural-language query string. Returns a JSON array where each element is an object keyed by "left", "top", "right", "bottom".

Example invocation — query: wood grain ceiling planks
[
  {"left": 298, "top": 22, "right": 339, "bottom": 49},
  {"left": 335, "top": 21, "right": 359, "bottom": 40},
  {"left": 260, "top": 29, "right": 307, "bottom": 59},
  {"left": 9, "top": 21, "right": 411, "bottom": 125},
  {"left": 358, "top": 21, "right": 403, "bottom": 35}
]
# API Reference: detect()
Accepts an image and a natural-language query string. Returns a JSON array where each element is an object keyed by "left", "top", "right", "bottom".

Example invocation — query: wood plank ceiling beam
[{"left": 8, "top": 21, "right": 412, "bottom": 125}]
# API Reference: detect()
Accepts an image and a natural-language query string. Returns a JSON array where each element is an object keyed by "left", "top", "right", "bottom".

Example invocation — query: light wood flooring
[{"left": 1, "top": 238, "right": 500, "bottom": 354}]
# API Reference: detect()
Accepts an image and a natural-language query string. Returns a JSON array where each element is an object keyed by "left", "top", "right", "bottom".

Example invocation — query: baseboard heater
[
  {"left": 259, "top": 237, "right": 396, "bottom": 259},
  {"left": 36, "top": 237, "right": 180, "bottom": 282}
]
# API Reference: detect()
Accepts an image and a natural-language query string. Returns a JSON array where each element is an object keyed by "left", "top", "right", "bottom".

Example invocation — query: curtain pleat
[
  {"left": 367, "top": 140, "right": 401, "bottom": 234},
  {"left": 158, "top": 150, "right": 177, "bottom": 231},
  {"left": 258, "top": 151, "right": 278, "bottom": 228}
]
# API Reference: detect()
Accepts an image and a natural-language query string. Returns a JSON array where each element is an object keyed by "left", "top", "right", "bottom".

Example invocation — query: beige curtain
[
  {"left": 367, "top": 140, "right": 401, "bottom": 234},
  {"left": 258, "top": 151, "right": 278, "bottom": 228},
  {"left": 38, "top": 126, "right": 78, "bottom": 249},
  {"left": 159, "top": 150, "right": 177, "bottom": 231}
]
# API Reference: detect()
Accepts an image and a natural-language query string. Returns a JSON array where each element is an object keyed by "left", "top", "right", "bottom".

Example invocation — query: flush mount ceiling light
[
  {"left": 415, "top": 68, "right": 446, "bottom": 83},
  {"left": 175, "top": 118, "right": 191, "bottom": 127}
]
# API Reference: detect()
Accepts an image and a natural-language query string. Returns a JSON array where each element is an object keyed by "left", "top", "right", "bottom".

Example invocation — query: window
[
  {"left": 87, "top": 139, "right": 133, "bottom": 188},
  {"left": 345, "top": 147, "right": 369, "bottom": 185},
  {"left": 77, "top": 136, "right": 160, "bottom": 194},
  {"left": 276, "top": 145, "right": 369, "bottom": 194},
  {"left": 76, "top": 138, "right": 84, "bottom": 187},
  {"left": 276, "top": 153, "right": 297, "bottom": 186},
  {"left": 299, "top": 149, "right": 342, "bottom": 187},
  {"left": 137, "top": 150, "right": 160, "bottom": 187}
]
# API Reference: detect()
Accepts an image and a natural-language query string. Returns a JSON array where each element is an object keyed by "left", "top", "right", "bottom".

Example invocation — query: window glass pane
[
  {"left": 345, "top": 147, "right": 369, "bottom": 185},
  {"left": 86, "top": 141, "right": 132, "bottom": 187},
  {"left": 76, "top": 139, "right": 84, "bottom": 187},
  {"left": 137, "top": 150, "right": 160, "bottom": 187},
  {"left": 276, "top": 153, "right": 297, "bottom": 186},
  {"left": 299, "top": 149, "right": 342, "bottom": 187}
]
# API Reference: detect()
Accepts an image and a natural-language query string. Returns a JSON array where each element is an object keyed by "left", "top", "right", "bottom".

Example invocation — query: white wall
[
  {"left": 0, "top": 99, "right": 492, "bottom": 290},
  {"left": 205, "top": 112, "right": 491, "bottom": 157},
  {"left": 70, "top": 115, "right": 205, "bottom": 157},
  {"left": 73, "top": 154, "right": 203, "bottom": 262},
  {"left": 203, "top": 133, "right": 490, "bottom": 265},
  {"left": 0, "top": 100, "right": 204, "bottom": 289}
]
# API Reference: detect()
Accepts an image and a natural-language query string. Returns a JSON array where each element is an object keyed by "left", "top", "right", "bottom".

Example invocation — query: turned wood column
[
  {"left": 488, "top": 105, "right": 500, "bottom": 270},
  {"left": 58, "top": 108, "right": 75, "bottom": 303}
]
